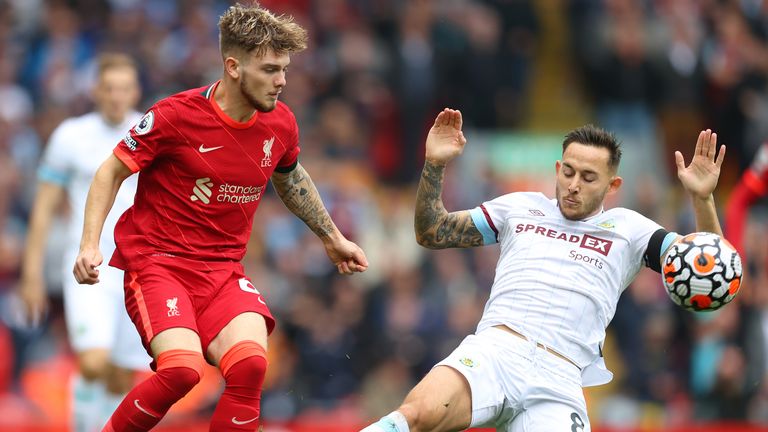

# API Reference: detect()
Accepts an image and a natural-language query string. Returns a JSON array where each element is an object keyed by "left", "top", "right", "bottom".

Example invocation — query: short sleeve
[
  {"left": 114, "top": 101, "right": 177, "bottom": 173},
  {"left": 38, "top": 120, "right": 73, "bottom": 185},
  {"left": 630, "top": 215, "right": 663, "bottom": 258},
  {"left": 467, "top": 193, "right": 522, "bottom": 245},
  {"left": 469, "top": 205, "right": 499, "bottom": 245},
  {"left": 276, "top": 109, "right": 300, "bottom": 169}
]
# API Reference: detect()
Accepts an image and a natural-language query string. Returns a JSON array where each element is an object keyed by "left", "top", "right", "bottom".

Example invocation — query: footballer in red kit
[
  {"left": 111, "top": 81, "right": 300, "bottom": 267},
  {"left": 725, "top": 143, "right": 768, "bottom": 256},
  {"left": 73, "top": 4, "right": 368, "bottom": 432},
  {"left": 112, "top": 80, "right": 303, "bottom": 360}
]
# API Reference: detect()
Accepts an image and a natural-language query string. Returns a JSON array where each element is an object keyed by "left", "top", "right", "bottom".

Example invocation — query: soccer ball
[{"left": 662, "top": 232, "right": 742, "bottom": 312}]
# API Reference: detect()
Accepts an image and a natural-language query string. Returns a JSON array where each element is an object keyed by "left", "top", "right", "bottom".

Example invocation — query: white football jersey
[
  {"left": 38, "top": 111, "right": 141, "bottom": 259},
  {"left": 469, "top": 192, "right": 669, "bottom": 385}
]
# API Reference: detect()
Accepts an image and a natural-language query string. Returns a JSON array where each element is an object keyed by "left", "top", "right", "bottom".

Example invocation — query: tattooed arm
[
  {"left": 415, "top": 108, "right": 483, "bottom": 249},
  {"left": 271, "top": 163, "right": 368, "bottom": 274},
  {"left": 415, "top": 161, "right": 483, "bottom": 249},
  {"left": 271, "top": 163, "right": 336, "bottom": 238}
]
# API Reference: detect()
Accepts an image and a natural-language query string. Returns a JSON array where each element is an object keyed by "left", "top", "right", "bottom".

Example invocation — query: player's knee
[
  {"left": 155, "top": 350, "right": 205, "bottom": 396},
  {"left": 224, "top": 352, "right": 267, "bottom": 381},
  {"left": 219, "top": 341, "right": 267, "bottom": 394},
  {"left": 76, "top": 350, "right": 110, "bottom": 381},
  {"left": 398, "top": 400, "right": 446, "bottom": 432},
  {"left": 156, "top": 365, "right": 201, "bottom": 395}
]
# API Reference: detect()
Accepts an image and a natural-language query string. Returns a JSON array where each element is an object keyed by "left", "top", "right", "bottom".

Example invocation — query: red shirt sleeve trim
[{"left": 114, "top": 147, "right": 141, "bottom": 173}]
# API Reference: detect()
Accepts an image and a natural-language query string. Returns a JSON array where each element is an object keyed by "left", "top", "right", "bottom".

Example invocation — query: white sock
[
  {"left": 360, "top": 411, "right": 410, "bottom": 432},
  {"left": 71, "top": 374, "right": 106, "bottom": 432},
  {"left": 98, "top": 390, "right": 125, "bottom": 429}
]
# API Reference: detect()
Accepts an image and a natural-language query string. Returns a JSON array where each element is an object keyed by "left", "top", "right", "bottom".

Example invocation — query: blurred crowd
[{"left": 0, "top": 0, "right": 767, "bottom": 429}]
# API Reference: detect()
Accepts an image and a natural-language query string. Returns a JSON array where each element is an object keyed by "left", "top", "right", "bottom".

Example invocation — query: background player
[
  {"left": 18, "top": 53, "right": 150, "bottom": 432},
  {"left": 725, "top": 142, "right": 768, "bottom": 258},
  {"left": 73, "top": 4, "right": 368, "bottom": 431},
  {"left": 362, "top": 108, "right": 726, "bottom": 431}
]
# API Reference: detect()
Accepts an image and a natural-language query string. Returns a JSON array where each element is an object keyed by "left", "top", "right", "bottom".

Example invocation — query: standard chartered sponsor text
[{"left": 217, "top": 183, "right": 264, "bottom": 204}]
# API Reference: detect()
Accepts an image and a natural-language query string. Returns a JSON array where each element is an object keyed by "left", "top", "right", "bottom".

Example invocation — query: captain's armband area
[{"left": 643, "top": 229, "right": 679, "bottom": 273}]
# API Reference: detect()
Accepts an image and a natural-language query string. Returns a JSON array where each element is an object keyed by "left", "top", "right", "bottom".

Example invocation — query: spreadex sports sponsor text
[{"left": 515, "top": 223, "right": 613, "bottom": 269}]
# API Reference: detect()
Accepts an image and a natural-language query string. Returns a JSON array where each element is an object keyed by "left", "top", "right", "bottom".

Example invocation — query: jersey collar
[{"left": 206, "top": 81, "right": 259, "bottom": 129}]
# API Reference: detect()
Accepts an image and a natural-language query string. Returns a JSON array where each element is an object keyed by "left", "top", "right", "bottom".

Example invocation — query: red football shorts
[{"left": 122, "top": 255, "right": 275, "bottom": 366}]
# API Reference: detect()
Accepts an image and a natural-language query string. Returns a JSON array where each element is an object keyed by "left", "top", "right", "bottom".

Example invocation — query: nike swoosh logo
[
  {"left": 231, "top": 416, "right": 258, "bottom": 425},
  {"left": 199, "top": 144, "right": 224, "bottom": 153},
  {"left": 134, "top": 399, "right": 158, "bottom": 418}
]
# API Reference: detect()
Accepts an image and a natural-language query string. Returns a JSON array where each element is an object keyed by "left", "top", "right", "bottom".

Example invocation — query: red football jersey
[
  {"left": 110, "top": 81, "right": 300, "bottom": 269},
  {"left": 725, "top": 143, "right": 768, "bottom": 256}
]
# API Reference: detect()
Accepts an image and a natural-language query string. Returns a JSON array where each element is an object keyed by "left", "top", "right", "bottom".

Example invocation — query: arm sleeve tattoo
[
  {"left": 271, "top": 163, "right": 336, "bottom": 239},
  {"left": 414, "top": 161, "right": 484, "bottom": 249}
]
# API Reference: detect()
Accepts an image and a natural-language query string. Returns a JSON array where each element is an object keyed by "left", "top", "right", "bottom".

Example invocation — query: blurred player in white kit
[{"left": 18, "top": 53, "right": 150, "bottom": 432}]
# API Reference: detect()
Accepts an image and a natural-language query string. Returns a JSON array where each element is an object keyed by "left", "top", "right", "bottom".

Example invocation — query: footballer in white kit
[
  {"left": 38, "top": 111, "right": 148, "bottom": 367},
  {"left": 362, "top": 109, "right": 727, "bottom": 432},
  {"left": 19, "top": 54, "right": 151, "bottom": 432}
]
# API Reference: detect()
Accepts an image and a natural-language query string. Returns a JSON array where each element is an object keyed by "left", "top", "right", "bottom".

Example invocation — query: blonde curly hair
[{"left": 218, "top": 3, "right": 308, "bottom": 58}]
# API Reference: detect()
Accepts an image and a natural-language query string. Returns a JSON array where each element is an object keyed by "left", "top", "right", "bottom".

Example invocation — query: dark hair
[
  {"left": 218, "top": 3, "right": 308, "bottom": 58},
  {"left": 562, "top": 124, "right": 622, "bottom": 169}
]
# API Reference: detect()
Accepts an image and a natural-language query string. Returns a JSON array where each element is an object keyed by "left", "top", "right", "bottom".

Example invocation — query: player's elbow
[{"left": 415, "top": 232, "right": 440, "bottom": 249}]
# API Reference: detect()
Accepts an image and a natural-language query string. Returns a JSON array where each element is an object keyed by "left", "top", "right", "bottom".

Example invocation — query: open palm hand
[
  {"left": 675, "top": 129, "right": 726, "bottom": 199},
  {"left": 425, "top": 108, "right": 467, "bottom": 166}
]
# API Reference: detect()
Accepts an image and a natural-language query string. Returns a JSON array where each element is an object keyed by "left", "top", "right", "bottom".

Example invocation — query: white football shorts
[
  {"left": 63, "top": 251, "right": 150, "bottom": 370},
  {"left": 436, "top": 326, "right": 590, "bottom": 432}
]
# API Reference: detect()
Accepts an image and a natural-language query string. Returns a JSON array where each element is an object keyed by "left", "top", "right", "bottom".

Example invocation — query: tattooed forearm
[
  {"left": 415, "top": 161, "right": 446, "bottom": 236},
  {"left": 415, "top": 161, "right": 483, "bottom": 249},
  {"left": 271, "top": 163, "right": 336, "bottom": 238}
]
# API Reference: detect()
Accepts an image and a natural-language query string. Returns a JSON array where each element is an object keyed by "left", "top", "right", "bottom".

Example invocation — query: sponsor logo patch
[
  {"left": 580, "top": 234, "right": 613, "bottom": 256},
  {"left": 133, "top": 111, "right": 154, "bottom": 135},
  {"left": 123, "top": 133, "right": 138, "bottom": 151},
  {"left": 514, "top": 223, "right": 614, "bottom": 256}
]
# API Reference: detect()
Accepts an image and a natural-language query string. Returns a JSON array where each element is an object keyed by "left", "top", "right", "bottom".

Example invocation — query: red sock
[
  {"left": 102, "top": 350, "right": 204, "bottom": 432},
  {"left": 209, "top": 341, "right": 268, "bottom": 431}
]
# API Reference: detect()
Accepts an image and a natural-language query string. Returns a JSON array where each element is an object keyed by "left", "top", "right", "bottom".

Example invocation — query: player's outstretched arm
[
  {"left": 271, "top": 163, "right": 368, "bottom": 275},
  {"left": 414, "top": 108, "right": 483, "bottom": 249},
  {"left": 73, "top": 153, "right": 132, "bottom": 285},
  {"left": 675, "top": 129, "right": 726, "bottom": 236}
]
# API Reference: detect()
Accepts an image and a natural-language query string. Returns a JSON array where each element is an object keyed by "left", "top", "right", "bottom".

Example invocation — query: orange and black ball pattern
[{"left": 662, "top": 232, "right": 742, "bottom": 312}]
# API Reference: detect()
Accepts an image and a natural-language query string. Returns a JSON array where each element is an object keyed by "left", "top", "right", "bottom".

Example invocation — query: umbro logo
[
  {"left": 190, "top": 177, "right": 214, "bottom": 204},
  {"left": 199, "top": 144, "right": 223, "bottom": 153},
  {"left": 528, "top": 209, "right": 545, "bottom": 216}
]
